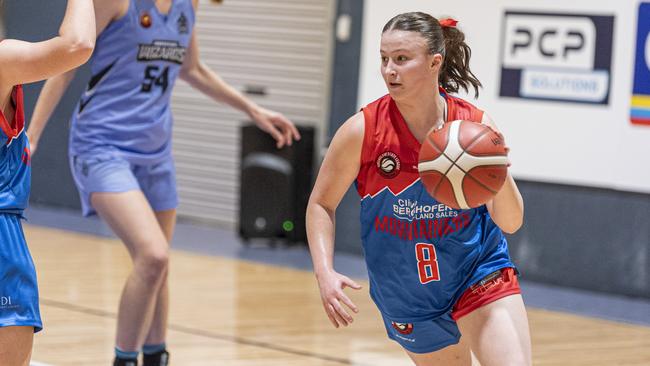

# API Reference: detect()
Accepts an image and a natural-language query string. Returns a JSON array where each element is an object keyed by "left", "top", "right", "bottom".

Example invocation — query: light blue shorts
[
  {"left": 69, "top": 153, "right": 178, "bottom": 216},
  {"left": 0, "top": 213, "right": 42, "bottom": 332}
]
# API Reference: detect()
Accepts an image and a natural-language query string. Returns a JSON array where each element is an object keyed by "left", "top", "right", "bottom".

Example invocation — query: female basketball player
[
  {"left": 27, "top": 1, "right": 299, "bottom": 365},
  {"left": 0, "top": 1, "right": 95, "bottom": 365},
  {"left": 306, "top": 12, "right": 531, "bottom": 366}
]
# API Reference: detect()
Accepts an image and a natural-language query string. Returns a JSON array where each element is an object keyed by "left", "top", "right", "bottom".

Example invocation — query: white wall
[{"left": 358, "top": 1, "right": 650, "bottom": 193}]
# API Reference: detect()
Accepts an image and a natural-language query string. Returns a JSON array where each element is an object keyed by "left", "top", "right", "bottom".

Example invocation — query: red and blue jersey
[
  {"left": 356, "top": 92, "right": 514, "bottom": 323},
  {"left": 0, "top": 85, "right": 31, "bottom": 214}
]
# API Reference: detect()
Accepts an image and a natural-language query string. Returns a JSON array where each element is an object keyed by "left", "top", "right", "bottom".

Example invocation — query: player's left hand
[{"left": 250, "top": 106, "right": 301, "bottom": 149}]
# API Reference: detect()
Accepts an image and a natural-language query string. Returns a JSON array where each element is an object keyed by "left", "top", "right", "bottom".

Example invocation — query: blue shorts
[
  {"left": 70, "top": 153, "right": 178, "bottom": 216},
  {"left": 380, "top": 267, "right": 520, "bottom": 354},
  {"left": 381, "top": 312, "right": 460, "bottom": 354},
  {"left": 0, "top": 213, "right": 42, "bottom": 332}
]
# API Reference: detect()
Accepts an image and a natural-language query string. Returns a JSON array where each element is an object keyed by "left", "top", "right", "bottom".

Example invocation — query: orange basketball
[{"left": 418, "top": 120, "right": 509, "bottom": 209}]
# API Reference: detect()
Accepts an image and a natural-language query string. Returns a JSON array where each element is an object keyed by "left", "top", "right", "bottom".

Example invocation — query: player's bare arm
[
  {"left": 482, "top": 113, "right": 524, "bottom": 233},
  {"left": 178, "top": 0, "right": 299, "bottom": 148},
  {"left": 0, "top": 0, "right": 95, "bottom": 87},
  {"left": 28, "top": 0, "right": 127, "bottom": 154},
  {"left": 307, "top": 112, "right": 364, "bottom": 328}
]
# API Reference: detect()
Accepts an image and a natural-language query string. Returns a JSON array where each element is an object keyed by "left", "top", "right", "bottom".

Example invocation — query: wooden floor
[{"left": 23, "top": 225, "right": 650, "bottom": 366}]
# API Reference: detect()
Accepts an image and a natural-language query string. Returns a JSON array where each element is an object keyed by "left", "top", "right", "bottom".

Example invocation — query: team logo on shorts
[
  {"left": 391, "top": 321, "right": 414, "bottom": 335},
  {"left": 140, "top": 12, "right": 153, "bottom": 28},
  {"left": 376, "top": 151, "right": 401, "bottom": 178}
]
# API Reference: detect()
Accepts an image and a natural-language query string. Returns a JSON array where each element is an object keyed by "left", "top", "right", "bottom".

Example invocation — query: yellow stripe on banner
[{"left": 631, "top": 95, "right": 650, "bottom": 107}]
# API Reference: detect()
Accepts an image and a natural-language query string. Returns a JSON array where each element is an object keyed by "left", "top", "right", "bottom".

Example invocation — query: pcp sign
[
  {"left": 631, "top": 3, "right": 650, "bottom": 126},
  {"left": 499, "top": 11, "right": 614, "bottom": 104}
]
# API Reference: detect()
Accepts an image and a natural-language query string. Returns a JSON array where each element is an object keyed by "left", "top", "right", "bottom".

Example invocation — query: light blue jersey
[{"left": 70, "top": 0, "right": 195, "bottom": 164}]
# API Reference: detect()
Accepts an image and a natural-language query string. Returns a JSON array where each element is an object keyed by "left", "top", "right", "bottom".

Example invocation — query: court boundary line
[{"left": 40, "top": 298, "right": 369, "bottom": 366}]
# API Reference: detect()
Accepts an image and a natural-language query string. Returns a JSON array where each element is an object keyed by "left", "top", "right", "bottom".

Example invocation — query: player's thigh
[
  {"left": 456, "top": 294, "right": 531, "bottom": 366},
  {"left": 91, "top": 190, "right": 168, "bottom": 259},
  {"left": 405, "top": 336, "right": 473, "bottom": 366},
  {"left": 154, "top": 209, "right": 176, "bottom": 243},
  {"left": 0, "top": 326, "right": 33, "bottom": 366}
]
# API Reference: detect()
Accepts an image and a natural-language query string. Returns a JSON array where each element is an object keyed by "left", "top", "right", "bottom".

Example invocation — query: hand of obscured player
[
  {"left": 315, "top": 270, "right": 362, "bottom": 328},
  {"left": 26, "top": 131, "right": 39, "bottom": 156},
  {"left": 250, "top": 106, "right": 301, "bottom": 149},
  {"left": 482, "top": 121, "right": 511, "bottom": 167}
]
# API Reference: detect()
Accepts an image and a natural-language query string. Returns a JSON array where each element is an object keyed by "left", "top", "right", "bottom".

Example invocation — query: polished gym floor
[{"left": 24, "top": 206, "right": 650, "bottom": 366}]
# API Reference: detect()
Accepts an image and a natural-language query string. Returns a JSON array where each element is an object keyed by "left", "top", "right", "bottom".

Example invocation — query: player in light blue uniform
[
  {"left": 0, "top": 1, "right": 95, "bottom": 364},
  {"left": 68, "top": 0, "right": 196, "bottom": 217},
  {"left": 28, "top": 1, "right": 299, "bottom": 365}
]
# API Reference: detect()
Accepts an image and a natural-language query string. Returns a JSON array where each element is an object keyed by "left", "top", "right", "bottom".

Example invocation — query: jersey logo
[
  {"left": 177, "top": 12, "right": 189, "bottom": 34},
  {"left": 376, "top": 151, "right": 401, "bottom": 178},
  {"left": 78, "top": 62, "right": 116, "bottom": 114},
  {"left": 21, "top": 147, "right": 30, "bottom": 166},
  {"left": 391, "top": 322, "right": 414, "bottom": 335},
  {"left": 140, "top": 11, "right": 153, "bottom": 28},
  {"left": 137, "top": 40, "right": 187, "bottom": 64}
]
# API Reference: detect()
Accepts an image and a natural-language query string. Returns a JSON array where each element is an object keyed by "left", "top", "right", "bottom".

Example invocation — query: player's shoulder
[
  {"left": 446, "top": 94, "right": 484, "bottom": 123},
  {"left": 337, "top": 111, "right": 365, "bottom": 142},
  {"left": 94, "top": 0, "right": 130, "bottom": 21},
  {"left": 447, "top": 93, "right": 481, "bottom": 111}
]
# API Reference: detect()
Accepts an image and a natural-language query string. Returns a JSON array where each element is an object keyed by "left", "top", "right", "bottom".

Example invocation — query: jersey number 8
[{"left": 415, "top": 243, "right": 440, "bottom": 284}]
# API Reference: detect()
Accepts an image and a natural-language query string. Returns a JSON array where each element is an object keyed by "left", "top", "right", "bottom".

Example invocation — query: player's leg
[
  {"left": 135, "top": 159, "right": 178, "bottom": 366},
  {"left": 405, "top": 336, "right": 473, "bottom": 366},
  {"left": 455, "top": 269, "right": 532, "bottom": 366},
  {"left": 142, "top": 209, "right": 176, "bottom": 366},
  {"left": 0, "top": 214, "right": 41, "bottom": 366},
  {"left": 0, "top": 326, "right": 33, "bottom": 366},
  {"left": 91, "top": 190, "right": 170, "bottom": 354}
]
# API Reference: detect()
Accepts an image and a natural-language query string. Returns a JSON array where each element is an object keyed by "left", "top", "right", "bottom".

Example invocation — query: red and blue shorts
[{"left": 381, "top": 267, "right": 521, "bottom": 354}]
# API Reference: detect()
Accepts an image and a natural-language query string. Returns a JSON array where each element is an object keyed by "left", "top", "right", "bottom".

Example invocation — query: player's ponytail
[
  {"left": 383, "top": 12, "right": 482, "bottom": 98},
  {"left": 439, "top": 20, "right": 482, "bottom": 98}
]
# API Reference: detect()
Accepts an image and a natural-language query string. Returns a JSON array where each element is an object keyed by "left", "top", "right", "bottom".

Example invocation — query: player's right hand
[{"left": 315, "top": 270, "right": 362, "bottom": 328}]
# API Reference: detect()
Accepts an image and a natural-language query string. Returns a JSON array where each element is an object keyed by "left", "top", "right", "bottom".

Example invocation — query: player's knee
[
  {"left": 136, "top": 249, "right": 169, "bottom": 283},
  {"left": 502, "top": 352, "right": 530, "bottom": 366}
]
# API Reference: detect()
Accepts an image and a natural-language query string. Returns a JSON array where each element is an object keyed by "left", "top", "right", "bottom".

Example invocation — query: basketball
[{"left": 418, "top": 120, "right": 509, "bottom": 209}]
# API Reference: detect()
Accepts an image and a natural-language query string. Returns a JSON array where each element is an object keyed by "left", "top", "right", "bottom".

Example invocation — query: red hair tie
[{"left": 439, "top": 18, "right": 458, "bottom": 28}]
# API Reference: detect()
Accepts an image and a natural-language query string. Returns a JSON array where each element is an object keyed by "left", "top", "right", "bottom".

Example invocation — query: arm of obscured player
[
  {"left": 306, "top": 112, "right": 365, "bottom": 328},
  {"left": 178, "top": 1, "right": 299, "bottom": 148}
]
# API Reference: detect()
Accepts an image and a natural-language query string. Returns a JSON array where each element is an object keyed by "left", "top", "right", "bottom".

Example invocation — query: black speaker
[{"left": 239, "top": 124, "right": 315, "bottom": 244}]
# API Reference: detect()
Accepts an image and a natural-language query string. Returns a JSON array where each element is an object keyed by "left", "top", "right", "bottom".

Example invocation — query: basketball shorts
[
  {"left": 0, "top": 213, "right": 42, "bottom": 332},
  {"left": 381, "top": 267, "right": 520, "bottom": 354},
  {"left": 70, "top": 153, "right": 178, "bottom": 216}
]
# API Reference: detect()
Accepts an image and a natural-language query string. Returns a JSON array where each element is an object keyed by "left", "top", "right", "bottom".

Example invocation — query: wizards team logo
[
  {"left": 376, "top": 151, "right": 400, "bottom": 178},
  {"left": 631, "top": 3, "right": 650, "bottom": 126},
  {"left": 391, "top": 321, "right": 414, "bottom": 335},
  {"left": 178, "top": 13, "right": 189, "bottom": 34}
]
